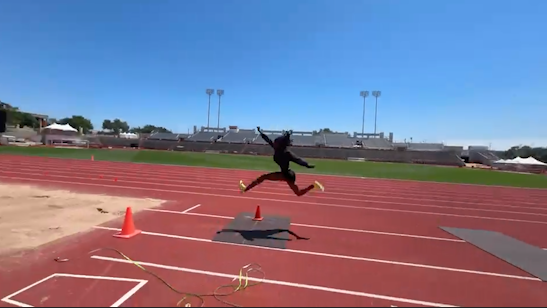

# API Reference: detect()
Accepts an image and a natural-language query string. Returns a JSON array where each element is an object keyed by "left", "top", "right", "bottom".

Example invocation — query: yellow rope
[{"left": 88, "top": 248, "right": 264, "bottom": 307}]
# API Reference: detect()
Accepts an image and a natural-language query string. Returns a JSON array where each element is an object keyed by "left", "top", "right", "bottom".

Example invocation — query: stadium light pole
[
  {"left": 206, "top": 89, "right": 214, "bottom": 128},
  {"left": 216, "top": 89, "right": 224, "bottom": 131},
  {"left": 372, "top": 91, "right": 381, "bottom": 134},
  {"left": 359, "top": 91, "right": 369, "bottom": 138}
]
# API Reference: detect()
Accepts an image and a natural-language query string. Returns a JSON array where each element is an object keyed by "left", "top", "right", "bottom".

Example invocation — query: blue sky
[{"left": 1, "top": 0, "right": 546, "bottom": 150}]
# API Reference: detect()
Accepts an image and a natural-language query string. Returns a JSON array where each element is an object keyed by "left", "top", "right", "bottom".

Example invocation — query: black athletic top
[{"left": 260, "top": 132, "right": 310, "bottom": 172}]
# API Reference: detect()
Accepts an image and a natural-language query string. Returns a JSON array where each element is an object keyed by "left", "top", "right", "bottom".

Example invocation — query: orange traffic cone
[
  {"left": 91, "top": 155, "right": 94, "bottom": 161},
  {"left": 252, "top": 205, "right": 263, "bottom": 221},
  {"left": 113, "top": 207, "right": 141, "bottom": 239}
]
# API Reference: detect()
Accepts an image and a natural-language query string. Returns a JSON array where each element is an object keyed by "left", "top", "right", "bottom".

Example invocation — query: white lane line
[
  {"left": 144, "top": 208, "right": 465, "bottom": 243},
  {"left": 181, "top": 204, "right": 201, "bottom": 214},
  {"left": 90, "top": 255, "right": 459, "bottom": 307},
  {"left": 92, "top": 225, "right": 540, "bottom": 282}
]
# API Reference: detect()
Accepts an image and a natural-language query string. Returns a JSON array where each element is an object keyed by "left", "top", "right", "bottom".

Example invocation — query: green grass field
[{"left": 1, "top": 146, "right": 547, "bottom": 188}]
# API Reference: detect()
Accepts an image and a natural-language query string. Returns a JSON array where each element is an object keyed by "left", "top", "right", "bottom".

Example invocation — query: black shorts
[{"left": 282, "top": 169, "right": 296, "bottom": 182}]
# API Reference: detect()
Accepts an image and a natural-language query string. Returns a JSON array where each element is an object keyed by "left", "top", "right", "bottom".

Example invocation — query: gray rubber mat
[
  {"left": 212, "top": 212, "right": 293, "bottom": 249},
  {"left": 441, "top": 227, "right": 547, "bottom": 281}
]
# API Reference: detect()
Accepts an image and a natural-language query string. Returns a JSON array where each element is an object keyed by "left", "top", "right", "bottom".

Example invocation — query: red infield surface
[{"left": 2, "top": 154, "right": 547, "bottom": 307}]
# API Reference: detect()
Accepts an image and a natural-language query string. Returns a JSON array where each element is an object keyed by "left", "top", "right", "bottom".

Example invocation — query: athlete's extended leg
[{"left": 240, "top": 172, "right": 285, "bottom": 193}]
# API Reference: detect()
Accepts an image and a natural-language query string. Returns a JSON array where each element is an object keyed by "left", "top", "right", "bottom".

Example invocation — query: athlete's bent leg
[
  {"left": 287, "top": 181, "right": 315, "bottom": 197},
  {"left": 282, "top": 170, "right": 322, "bottom": 196},
  {"left": 240, "top": 172, "right": 285, "bottom": 193}
]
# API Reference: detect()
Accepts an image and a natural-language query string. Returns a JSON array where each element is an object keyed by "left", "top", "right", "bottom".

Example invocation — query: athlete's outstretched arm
[
  {"left": 257, "top": 126, "right": 274, "bottom": 148},
  {"left": 288, "top": 151, "right": 315, "bottom": 168}
]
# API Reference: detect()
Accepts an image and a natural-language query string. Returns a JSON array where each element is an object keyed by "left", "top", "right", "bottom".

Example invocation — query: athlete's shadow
[{"left": 216, "top": 228, "right": 310, "bottom": 241}]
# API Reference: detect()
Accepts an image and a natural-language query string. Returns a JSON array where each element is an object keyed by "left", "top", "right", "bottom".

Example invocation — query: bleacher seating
[
  {"left": 148, "top": 133, "right": 182, "bottom": 141},
  {"left": 65, "top": 124, "right": 470, "bottom": 167},
  {"left": 408, "top": 151, "right": 464, "bottom": 166},
  {"left": 253, "top": 132, "right": 283, "bottom": 145},
  {"left": 362, "top": 138, "right": 393, "bottom": 149},
  {"left": 93, "top": 136, "right": 138, "bottom": 148},
  {"left": 407, "top": 143, "right": 444, "bottom": 151},
  {"left": 469, "top": 150, "right": 500, "bottom": 166},
  {"left": 220, "top": 129, "right": 258, "bottom": 143},
  {"left": 290, "top": 134, "right": 317, "bottom": 146},
  {"left": 43, "top": 134, "right": 87, "bottom": 146},
  {"left": 187, "top": 131, "right": 222, "bottom": 142},
  {"left": 4, "top": 127, "right": 39, "bottom": 139},
  {"left": 443, "top": 145, "right": 464, "bottom": 153},
  {"left": 249, "top": 130, "right": 320, "bottom": 147},
  {"left": 324, "top": 133, "right": 353, "bottom": 147},
  {"left": 169, "top": 142, "right": 465, "bottom": 166}
]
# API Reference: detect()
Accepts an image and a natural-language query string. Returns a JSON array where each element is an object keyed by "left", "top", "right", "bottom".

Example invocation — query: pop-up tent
[{"left": 43, "top": 123, "right": 78, "bottom": 132}]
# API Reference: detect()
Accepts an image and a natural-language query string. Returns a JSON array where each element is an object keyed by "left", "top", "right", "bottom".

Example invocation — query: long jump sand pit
[{"left": 0, "top": 183, "right": 165, "bottom": 256}]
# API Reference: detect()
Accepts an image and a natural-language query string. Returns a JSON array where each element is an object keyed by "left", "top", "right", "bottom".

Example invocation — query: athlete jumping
[{"left": 239, "top": 127, "right": 324, "bottom": 196}]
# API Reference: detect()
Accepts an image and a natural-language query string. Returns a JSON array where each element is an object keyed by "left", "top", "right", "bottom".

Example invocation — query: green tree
[
  {"left": 58, "top": 115, "right": 94, "bottom": 134},
  {"left": 128, "top": 126, "right": 141, "bottom": 133},
  {"left": 313, "top": 128, "right": 333, "bottom": 135},
  {"left": 6, "top": 107, "right": 22, "bottom": 126},
  {"left": 112, "top": 118, "right": 130, "bottom": 134},
  {"left": 102, "top": 119, "right": 113, "bottom": 131},
  {"left": 5, "top": 107, "right": 39, "bottom": 128},
  {"left": 130, "top": 125, "right": 171, "bottom": 134},
  {"left": 19, "top": 113, "right": 39, "bottom": 128},
  {"left": 102, "top": 118, "right": 130, "bottom": 134}
]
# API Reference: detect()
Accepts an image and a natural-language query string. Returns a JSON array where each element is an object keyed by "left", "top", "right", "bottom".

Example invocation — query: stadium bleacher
[
  {"left": 467, "top": 145, "right": 500, "bottom": 166},
  {"left": 253, "top": 131, "right": 283, "bottom": 145},
  {"left": 289, "top": 132, "right": 317, "bottom": 146},
  {"left": 324, "top": 133, "right": 353, "bottom": 148},
  {"left": 187, "top": 131, "right": 222, "bottom": 142},
  {"left": 362, "top": 138, "right": 393, "bottom": 149},
  {"left": 406, "top": 143, "right": 444, "bottom": 151},
  {"left": 220, "top": 129, "right": 258, "bottom": 143},
  {"left": 38, "top": 122, "right": 471, "bottom": 168},
  {"left": 148, "top": 133, "right": 183, "bottom": 141}
]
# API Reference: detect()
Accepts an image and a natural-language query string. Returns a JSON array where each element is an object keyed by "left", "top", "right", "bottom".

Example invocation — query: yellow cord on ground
[{"left": 87, "top": 248, "right": 264, "bottom": 307}]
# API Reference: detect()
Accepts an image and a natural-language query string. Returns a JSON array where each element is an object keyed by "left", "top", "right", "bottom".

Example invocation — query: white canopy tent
[
  {"left": 119, "top": 132, "right": 139, "bottom": 139},
  {"left": 494, "top": 156, "right": 547, "bottom": 166},
  {"left": 43, "top": 123, "right": 78, "bottom": 132}
]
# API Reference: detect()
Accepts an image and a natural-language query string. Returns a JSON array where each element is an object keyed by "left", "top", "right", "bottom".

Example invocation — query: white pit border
[{"left": 1, "top": 273, "right": 148, "bottom": 307}]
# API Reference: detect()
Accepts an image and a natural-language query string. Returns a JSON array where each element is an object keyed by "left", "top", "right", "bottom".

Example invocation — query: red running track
[{"left": 1, "top": 155, "right": 547, "bottom": 307}]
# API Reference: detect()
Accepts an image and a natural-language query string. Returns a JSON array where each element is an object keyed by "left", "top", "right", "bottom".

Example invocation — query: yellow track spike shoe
[
  {"left": 314, "top": 181, "right": 324, "bottom": 192},
  {"left": 239, "top": 180, "right": 247, "bottom": 193}
]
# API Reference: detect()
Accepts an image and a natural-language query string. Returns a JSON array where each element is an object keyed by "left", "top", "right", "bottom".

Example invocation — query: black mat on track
[
  {"left": 213, "top": 212, "right": 292, "bottom": 249},
  {"left": 441, "top": 227, "right": 547, "bottom": 281}
]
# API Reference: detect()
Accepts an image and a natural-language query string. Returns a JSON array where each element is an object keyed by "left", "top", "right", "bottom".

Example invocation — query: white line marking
[
  {"left": 90, "top": 255, "right": 459, "bottom": 307},
  {"left": 3, "top": 175, "right": 546, "bottom": 225},
  {"left": 144, "top": 208, "right": 465, "bottom": 243},
  {"left": 0, "top": 273, "right": 54, "bottom": 308},
  {"left": 0, "top": 273, "right": 148, "bottom": 307},
  {"left": 181, "top": 204, "right": 201, "bottom": 214},
  {"left": 92, "top": 225, "right": 540, "bottom": 281},
  {"left": 292, "top": 222, "right": 464, "bottom": 242},
  {"left": 111, "top": 280, "right": 148, "bottom": 307}
]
